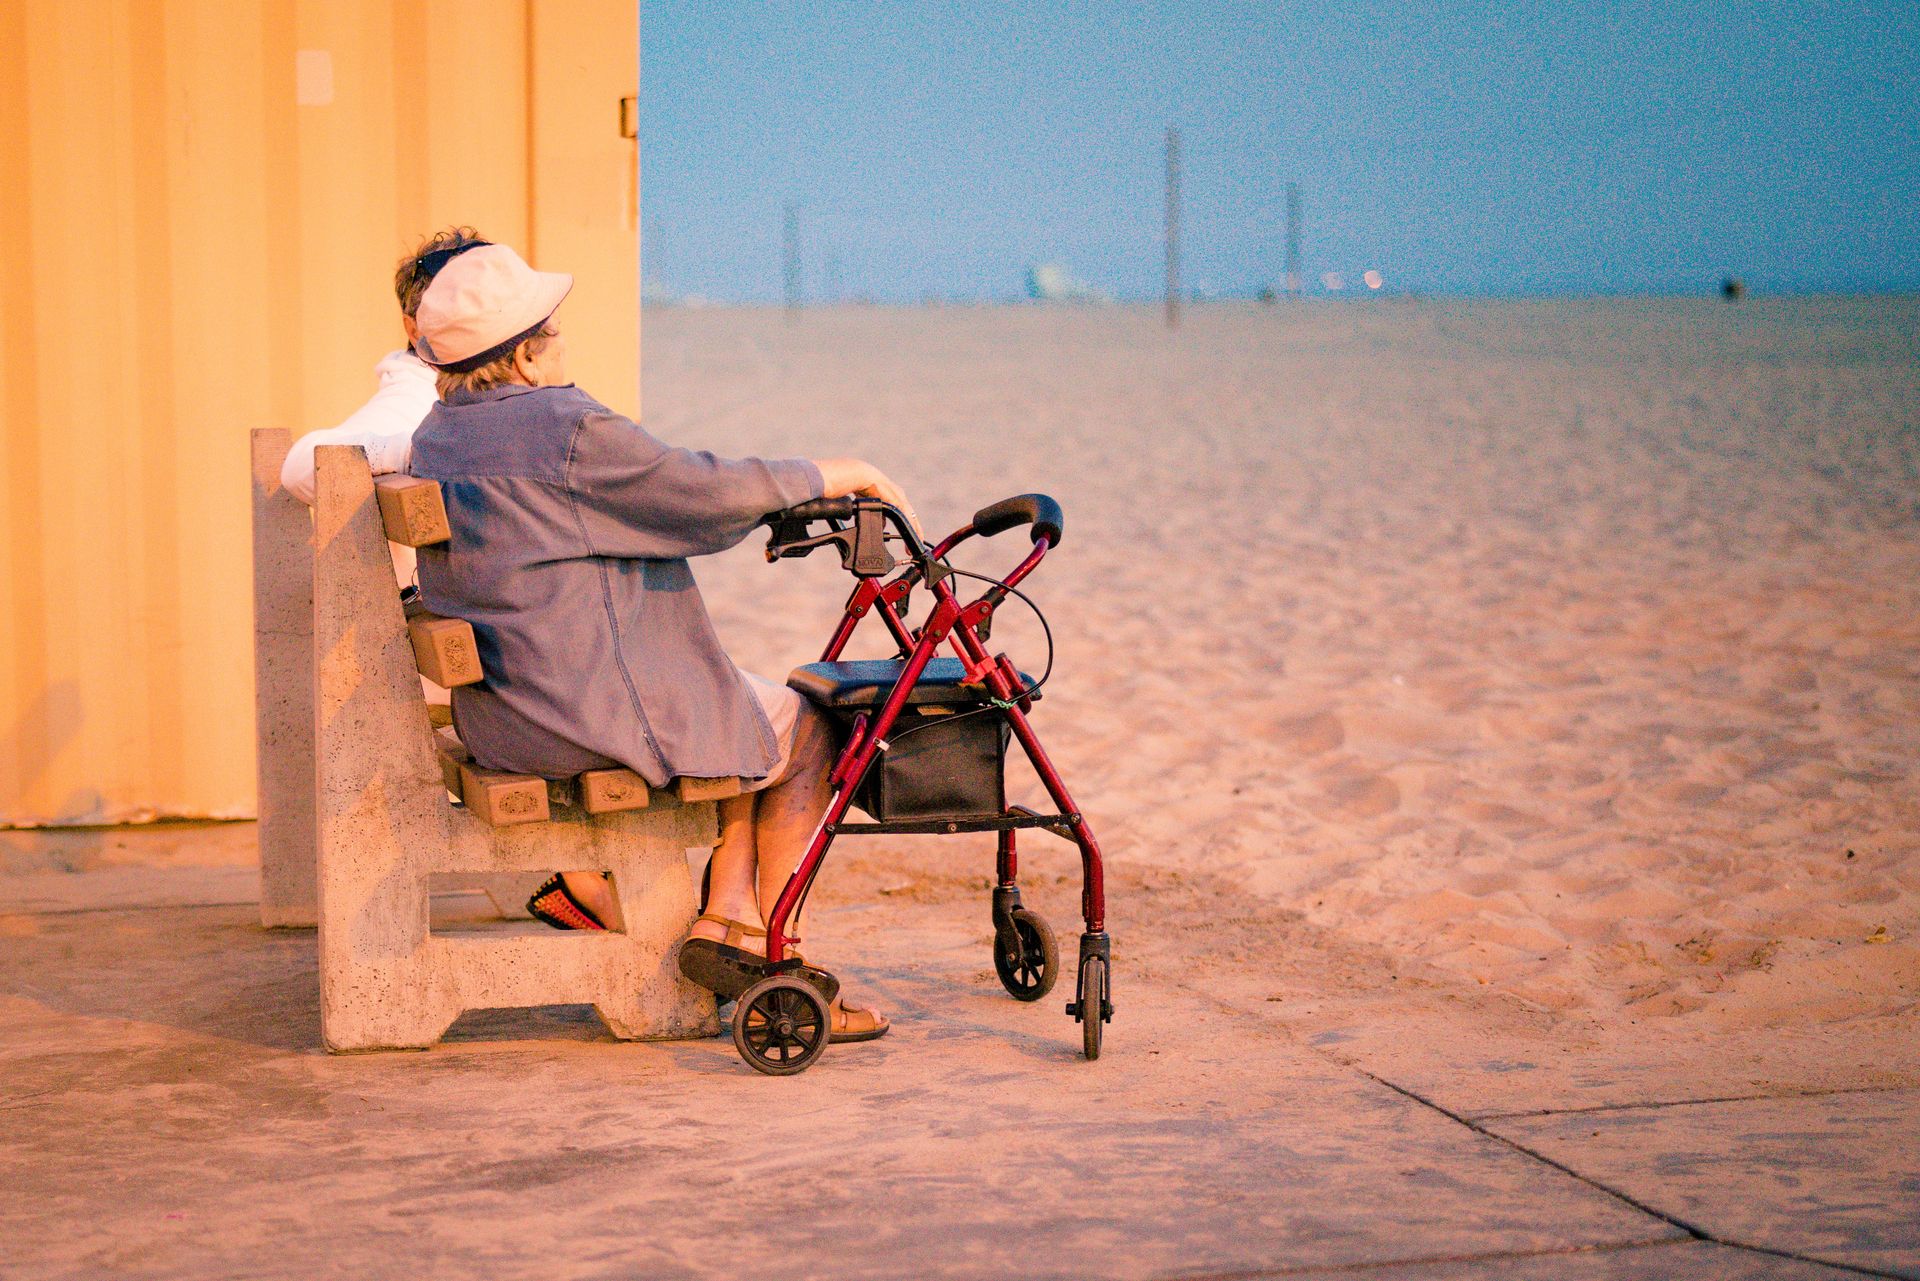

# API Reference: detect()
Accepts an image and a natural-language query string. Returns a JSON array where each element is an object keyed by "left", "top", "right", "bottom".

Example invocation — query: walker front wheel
[
  {"left": 733, "top": 976, "right": 830, "bottom": 1076},
  {"left": 1071, "top": 955, "right": 1109, "bottom": 1061}
]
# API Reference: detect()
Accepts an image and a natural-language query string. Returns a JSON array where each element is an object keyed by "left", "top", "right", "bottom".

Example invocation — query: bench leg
[
  {"left": 251, "top": 429, "right": 318, "bottom": 928},
  {"left": 595, "top": 807, "right": 720, "bottom": 1041},
  {"left": 313, "top": 445, "right": 456, "bottom": 1051}
]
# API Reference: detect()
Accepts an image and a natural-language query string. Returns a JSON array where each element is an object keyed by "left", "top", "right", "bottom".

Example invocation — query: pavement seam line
[
  {"left": 3, "top": 899, "right": 259, "bottom": 918},
  {"left": 1154, "top": 1234, "right": 1688, "bottom": 1280},
  {"left": 1471, "top": 1082, "right": 1916, "bottom": 1121},
  {"left": 1359, "top": 1067, "right": 1704, "bottom": 1233},
  {"left": 1718, "top": 1239, "right": 1920, "bottom": 1281},
  {"left": 1358, "top": 1067, "right": 1914, "bottom": 1281},
  {"left": 1160, "top": 972, "right": 1803, "bottom": 1272}
]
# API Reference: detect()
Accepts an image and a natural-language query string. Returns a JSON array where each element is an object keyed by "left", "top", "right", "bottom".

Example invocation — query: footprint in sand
[
  {"left": 1650, "top": 780, "right": 1728, "bottom": 807},
  {"left": 1308, "top": 772, "right": 1403, "bottom": 820},
  {"left": 1461, "top": 801, "right": 1552, "bottom": 838},
  {"left": 1269, "top": 710, "right": 1346, "bottom": 757}
]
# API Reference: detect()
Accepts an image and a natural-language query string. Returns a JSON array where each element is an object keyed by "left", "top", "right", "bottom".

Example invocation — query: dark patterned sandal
[{"left": 526, "top": 873, "right": 608, "bottom": 932}]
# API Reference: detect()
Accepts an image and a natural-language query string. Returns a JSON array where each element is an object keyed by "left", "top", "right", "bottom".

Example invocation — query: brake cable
[{"left": 879, "top": 562, "right": 1054, "bottom": 746}]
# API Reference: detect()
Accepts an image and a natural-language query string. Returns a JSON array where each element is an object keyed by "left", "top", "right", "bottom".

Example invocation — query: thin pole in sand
[
  {"left": 1285, "top": 183, "right": 1302, "bottom": 296},
  {"left": 783, "top": 202, "right": 802, "bottom": 323},
  {"left": 1165, "top": 126, "right": 1181, "bottom": 329}
]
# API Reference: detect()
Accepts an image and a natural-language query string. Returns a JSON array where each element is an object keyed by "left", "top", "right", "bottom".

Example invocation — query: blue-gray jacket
[{"left": 409, "top": 383, "right": 824, "bottom": 785}]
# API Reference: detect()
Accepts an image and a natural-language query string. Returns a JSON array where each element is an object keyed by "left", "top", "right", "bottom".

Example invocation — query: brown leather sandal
[
  {"left": 677, "top": 914, "right": 771, "bottom": 1001},
  {"left": 829, "top": 996, "right": 890, "bottom": 1043},
  {"left": 694, "top": 913, "right": 766, "bottom": 950}
]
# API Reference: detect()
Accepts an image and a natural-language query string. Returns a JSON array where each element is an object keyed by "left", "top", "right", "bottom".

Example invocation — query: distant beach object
[
  {"left": 824, "top": 248, "right": 843, "bottom": 304},
  {"left": 782, "top": 202, "right": 802, "bottom": 320},
  {"left": 642, "top": 281, "right": 715, "bottom": 308},
  {"left": 1285, "top": 183, "right": 1303, "bottom": 295},
  {"left": 1363, "top": 270, "right": 1384, "bottom": 291},
  {"left": 1257, "top": 286, "right": 1278, "bottom": 305},
  {"left": 1165, "top": 126, "right": 1181, "bottom": 328},
  {"left": 1321, "top": 271, "right": 1344, "bottom": 292},
  {"left": 1722, "top": 276, "right": 1747, "bottom": 301},
  {"left": 1025, "top": 263, "right": 1108, "bottom": 303}
]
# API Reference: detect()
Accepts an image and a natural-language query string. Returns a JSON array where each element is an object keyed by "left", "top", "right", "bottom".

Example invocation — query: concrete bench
[
  {"left": 249, "top": 429, "right": 726, "bottom": 1051},
  {"left": 251, "top": 431, "right": 510, "bottom": 926}
]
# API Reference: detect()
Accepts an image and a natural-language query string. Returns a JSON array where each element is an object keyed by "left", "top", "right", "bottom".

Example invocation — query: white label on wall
[{"left": 295, "top": 51, "right": 334, "bottom": 106}]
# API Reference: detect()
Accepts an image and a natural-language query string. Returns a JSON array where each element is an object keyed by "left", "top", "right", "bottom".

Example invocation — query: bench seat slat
[
  {"left": 437, "top": 726, "right": 743, "bottom": 823},
  {"left": 581, "top": 768, "right": 652, "bottom": 814},
  {"left": 676, "top": 776, "right": 745, "bottom": 802},
  {"left": 458, "top": 761, "right": 550, "bottom": 826}
]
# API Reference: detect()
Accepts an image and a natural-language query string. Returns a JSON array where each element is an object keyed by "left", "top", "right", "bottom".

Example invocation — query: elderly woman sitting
[{"left": 407, "top": 243, "right": 900, "bottom": 1042}]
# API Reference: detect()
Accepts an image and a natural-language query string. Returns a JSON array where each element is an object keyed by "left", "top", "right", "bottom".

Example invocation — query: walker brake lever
[
  {"left": 764, "top": 516, "right": 852, "bottom": 563},
  {"left": 849, "top": 505, "right": 896, "bottom": 577},
  {"left": 764, "top": 503, "right": 896, "bottom": 578}
]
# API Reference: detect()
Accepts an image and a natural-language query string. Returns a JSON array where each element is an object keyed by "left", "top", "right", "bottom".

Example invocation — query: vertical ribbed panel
[{"left": 0, "top": 0, "right": 638, "bottom": 825}]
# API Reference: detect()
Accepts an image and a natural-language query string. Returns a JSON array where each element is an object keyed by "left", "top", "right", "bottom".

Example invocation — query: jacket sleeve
[
  {"left": 564, "top": 409, "right": 825, "bottom": 560},
  {"left": 279, "top": 351, "right": 436, "bottom": 505}
]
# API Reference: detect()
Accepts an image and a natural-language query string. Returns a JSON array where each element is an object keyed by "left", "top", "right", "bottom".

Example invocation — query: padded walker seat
[{"left": 788, "top": 657, "right": 1039, "bottom": 710}]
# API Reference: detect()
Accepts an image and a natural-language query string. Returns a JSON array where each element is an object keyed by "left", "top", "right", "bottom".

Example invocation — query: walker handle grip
[
  {"left": 972, "top": 494, "right": 1064, "bottom": 548},
  {"left": 782, "top": 497, "right": 856, "bottom": 522}
]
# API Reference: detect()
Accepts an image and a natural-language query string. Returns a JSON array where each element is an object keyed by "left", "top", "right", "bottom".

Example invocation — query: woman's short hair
[
  {"left": 394, "top": 226, "right": 489, "bottom": 318},
  {"left": 434, "top": 322, "right": 556, "bottom": 398}
]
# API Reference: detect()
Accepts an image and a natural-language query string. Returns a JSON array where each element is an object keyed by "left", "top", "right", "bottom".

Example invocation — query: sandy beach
[
  {"left": 5, "top": 298, "right": 1917, "bottom": 1278},
  {"left": 8, "top": 1, "right": 1917, "bottom": 1270},
  {"left": 654, "top": 298, "right": 1920, "bottom": 1038}
]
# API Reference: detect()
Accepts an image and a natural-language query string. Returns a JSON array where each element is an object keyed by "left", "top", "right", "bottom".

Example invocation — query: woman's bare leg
[
  {"left": 684, "top": 704, "right": 835, "bottom": 948},
  {"left": 742, "top": 707, "right": 884, "bottom": 1032},
  {"left": 574, "top": 706, "right": 853, "bottom": 1009},
  {"left": 687, "top": 792, "right": 764, "bottom": 949},
  {"left": 748, "top": 706, "right": 836, "bottom": 940}
]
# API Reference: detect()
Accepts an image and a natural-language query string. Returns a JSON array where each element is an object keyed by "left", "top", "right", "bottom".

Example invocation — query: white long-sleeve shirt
[
  {"left": 280, "top": 349, "right": 438, "bottom": 504},
  {"left": 282, "top": 346, "right": 440, "bottom": 644}
]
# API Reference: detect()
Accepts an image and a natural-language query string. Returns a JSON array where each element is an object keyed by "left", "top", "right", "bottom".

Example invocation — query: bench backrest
[{"left": 364, "top": 465, "right": 741, "bottom": 818}]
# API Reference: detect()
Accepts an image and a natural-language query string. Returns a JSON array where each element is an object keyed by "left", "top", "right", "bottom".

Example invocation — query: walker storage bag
[
  {"left": 852, "top": 705, "right": 1009, "bottom": 821},
  {"left": 785, "top": 658, "right": 1035, "bottom": 822}
]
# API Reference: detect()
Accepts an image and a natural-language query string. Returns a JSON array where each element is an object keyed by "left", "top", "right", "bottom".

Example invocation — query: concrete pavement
[{"left": 0, "top": 823, "right": 1911, "bottom": 1280}]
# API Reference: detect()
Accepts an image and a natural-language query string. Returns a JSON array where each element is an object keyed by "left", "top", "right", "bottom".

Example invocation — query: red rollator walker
[{"left": 724, "top": 492, "right": 1111, "bottom": 1075}]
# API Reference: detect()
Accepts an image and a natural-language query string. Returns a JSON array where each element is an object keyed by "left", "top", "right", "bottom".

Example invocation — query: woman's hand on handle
[{"left": 813, "top": 459, "right": 920, "bottom": 535}]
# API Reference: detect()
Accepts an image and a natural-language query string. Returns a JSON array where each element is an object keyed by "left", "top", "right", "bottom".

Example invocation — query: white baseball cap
[{"left": 413, "top": 243, "right": 572, "bottom": 369}]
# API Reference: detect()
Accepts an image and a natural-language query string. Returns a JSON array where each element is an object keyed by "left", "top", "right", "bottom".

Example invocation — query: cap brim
[{"left": 532, "top": 271, "right": 573, "bottom": 327}]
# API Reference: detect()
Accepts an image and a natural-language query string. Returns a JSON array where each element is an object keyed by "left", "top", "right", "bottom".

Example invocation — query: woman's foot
[
  {"left": 687, "top": 911, "right": 765, "bottom": 955},
  {"left": 677, "top": 913, "right": 773, "bottom": 1001},
  {"left": 829, "top": 995, "right": 889, "bottom": 1043},
  {"left": 527, "top": 872, "right": 610, "bottom": 931},
  {"left": 686, "top": 913, "right": 766, "bottom": 955}
]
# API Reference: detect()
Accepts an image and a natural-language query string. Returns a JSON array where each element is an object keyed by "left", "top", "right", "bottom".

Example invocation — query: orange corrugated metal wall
[{"left": 0, "top": 0, "right": 639, "bottom": 825}]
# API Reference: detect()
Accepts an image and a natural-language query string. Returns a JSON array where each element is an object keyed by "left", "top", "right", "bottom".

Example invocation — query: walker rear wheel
[
  {"left": 994, "top": 908, "right": 1058, "bottom": 1001},
  {"left": 733, "top": 976, "right": 830, "bottom": 1076}
]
